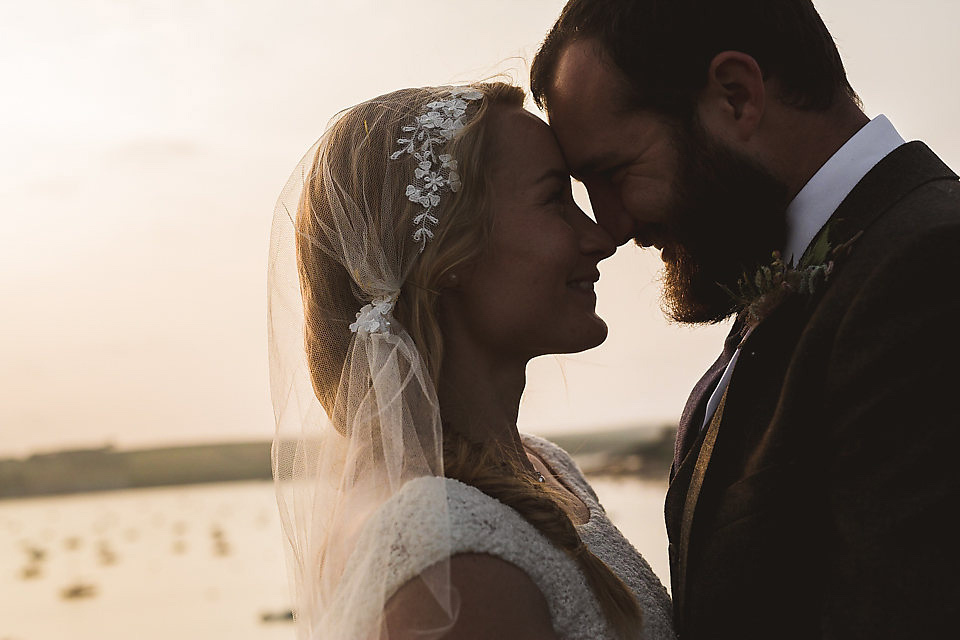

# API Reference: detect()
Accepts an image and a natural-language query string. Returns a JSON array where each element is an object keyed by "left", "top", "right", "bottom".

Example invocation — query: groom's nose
[{"left": 585, "top": 181, "right": 634, "bottom": 246}]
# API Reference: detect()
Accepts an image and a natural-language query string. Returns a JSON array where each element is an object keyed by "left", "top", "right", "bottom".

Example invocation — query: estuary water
[{"left": 0, "top": 478, "right": 670, "bottom": 640}]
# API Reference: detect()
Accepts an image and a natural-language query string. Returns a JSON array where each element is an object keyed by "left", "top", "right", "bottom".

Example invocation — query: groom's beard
[{"left": 659, "top": 121, "right": 790, "bottom": 325}]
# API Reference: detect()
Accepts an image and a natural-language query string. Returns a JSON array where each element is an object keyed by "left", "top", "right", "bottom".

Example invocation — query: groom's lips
[
  {"left": 636, "top": 236, "right": 669, "bottom": 260},
  {"left": 633, "top": 227, "right": 677, "bottom": 262},
  {"left": 633, "top": 227, "right": 669, "bottom": 250}
]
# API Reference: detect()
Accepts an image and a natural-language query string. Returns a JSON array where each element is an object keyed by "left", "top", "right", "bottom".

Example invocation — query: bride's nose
[{"left": 573, "top": 205, "right": 617, "bottom": 260}]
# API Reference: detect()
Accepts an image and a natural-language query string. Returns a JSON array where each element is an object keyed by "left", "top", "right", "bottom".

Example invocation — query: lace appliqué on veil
[
  {"left": 349, "top": 296, "right": 397, "bottom": 336},
  {"left": 390, "top": 88, "right": 483, "bottom": 248}
]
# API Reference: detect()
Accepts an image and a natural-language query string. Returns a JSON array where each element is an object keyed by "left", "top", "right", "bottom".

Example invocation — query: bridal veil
[{"left": 267, "top": 86, "right": 491, "bottom": 639}]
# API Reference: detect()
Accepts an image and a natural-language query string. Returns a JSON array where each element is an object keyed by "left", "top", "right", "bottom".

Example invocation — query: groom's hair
[{"left": 530, "top": 0, "right": 858, "bottom": 118}]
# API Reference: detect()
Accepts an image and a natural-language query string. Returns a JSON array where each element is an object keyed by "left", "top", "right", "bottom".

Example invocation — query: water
[{"left": 0, "top": 478, "right": 670, "bottom": 640}]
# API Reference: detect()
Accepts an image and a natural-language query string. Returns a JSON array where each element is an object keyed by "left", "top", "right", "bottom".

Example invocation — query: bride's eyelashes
[
  {"left": 543, "top": 186, "right": 576, "bottom": 212},
  {"left": 546, "top": 190, "right": 566, "bottom": 205}
]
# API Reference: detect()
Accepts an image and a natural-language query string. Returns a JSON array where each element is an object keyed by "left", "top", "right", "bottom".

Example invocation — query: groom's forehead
[{"left": 548, "top": 39, "right": 637, "bottom": 118}]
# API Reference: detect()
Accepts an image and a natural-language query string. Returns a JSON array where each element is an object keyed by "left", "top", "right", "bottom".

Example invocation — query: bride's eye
[
  {"left": 542, "top": 190, "right": 564, "bottom": 209},
  {"left": 546, "top": 186, "right": 574, "bottom": 209}
]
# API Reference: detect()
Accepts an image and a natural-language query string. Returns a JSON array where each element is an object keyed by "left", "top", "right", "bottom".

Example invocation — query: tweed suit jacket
[{"left": 665, "top": 142, "right": 960, "bottom": 639}]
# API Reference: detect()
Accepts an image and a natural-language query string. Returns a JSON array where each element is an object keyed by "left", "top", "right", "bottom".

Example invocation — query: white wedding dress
[{"left": 334, "top": 433, "right": 677, "bottom": 640}]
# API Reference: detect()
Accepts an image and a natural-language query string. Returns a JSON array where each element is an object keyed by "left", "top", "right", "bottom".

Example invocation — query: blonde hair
[{"left": 296, "top": 82, "right": 641, "bottom": 637}]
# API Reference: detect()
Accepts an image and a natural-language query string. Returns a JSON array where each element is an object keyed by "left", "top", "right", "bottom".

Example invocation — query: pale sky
[{"left": 1, "top": 0, "right": 958, "bottom": 457}]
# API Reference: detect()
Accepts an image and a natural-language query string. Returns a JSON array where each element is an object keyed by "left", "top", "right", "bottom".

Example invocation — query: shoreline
[{"left": 0, "top": 425, "right": 677, "bottom": 500}]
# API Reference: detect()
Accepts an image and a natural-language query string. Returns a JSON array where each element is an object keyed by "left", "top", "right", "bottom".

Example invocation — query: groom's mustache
[{"left": 632, "top": 224, "right": 672, "bottom": 251}]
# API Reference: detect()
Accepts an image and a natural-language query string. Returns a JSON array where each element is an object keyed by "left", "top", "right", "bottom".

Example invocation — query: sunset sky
[{"left": 2, "top": 0, "right": 958, "bottom": 457}]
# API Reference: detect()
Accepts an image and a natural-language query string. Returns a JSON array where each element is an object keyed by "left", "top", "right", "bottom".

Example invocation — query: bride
[{"left": 268, "top": 82, "right": 675, "bottom": 639}]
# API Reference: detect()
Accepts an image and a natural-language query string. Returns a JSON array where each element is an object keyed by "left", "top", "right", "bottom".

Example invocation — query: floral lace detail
[
  {"left": 390, "top": 88, "right": 483, "bottom": 249},
  {"left": 349, "top": 295, "right": 397, "bottom": 336}
]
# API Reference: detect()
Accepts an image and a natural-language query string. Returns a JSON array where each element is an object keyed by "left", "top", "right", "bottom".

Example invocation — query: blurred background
[{"left": 1, "top": 1, "right": 957, "bottom": 638}]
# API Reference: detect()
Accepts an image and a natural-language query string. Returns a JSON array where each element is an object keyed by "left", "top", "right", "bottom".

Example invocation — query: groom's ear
[{"left": 696, "top": 51, "right": 765, "bottom": 144}]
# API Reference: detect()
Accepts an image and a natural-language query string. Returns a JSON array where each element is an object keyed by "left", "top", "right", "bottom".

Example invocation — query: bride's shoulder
[
  {"left": 385, "top": 551, "right": 559, "bottom": 640},
  {"left": 355, "top": 475, "right": 568, "bottom": 600},
  {"left": 372, "top": 475, "right": 608, "bottom": 638},
  {"left": 377, "top": 475, "right": 548, "bottom": 545},
  {"left": 339, "top": 477, "right": 568, "bottom": 640},
  {"left": 381, "top": 482, "right": 561, "bottom": 636}
]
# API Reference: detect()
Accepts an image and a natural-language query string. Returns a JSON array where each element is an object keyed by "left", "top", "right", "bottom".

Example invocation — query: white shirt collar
[{"left": 782, "top": 114, "right": 906, "bottom": 265}]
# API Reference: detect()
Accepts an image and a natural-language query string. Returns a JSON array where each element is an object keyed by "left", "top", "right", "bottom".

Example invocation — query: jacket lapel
[{"left": 671, "top": 317, "right": 744, "bottom": 478}]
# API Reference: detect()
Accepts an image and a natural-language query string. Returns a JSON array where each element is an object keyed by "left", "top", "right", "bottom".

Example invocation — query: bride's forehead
[
  {"left": 489, "top": 107, "right": 564, "bottom": 167},
  {"left": 491, "top": 106, "right": 551, "bottom": 137}
]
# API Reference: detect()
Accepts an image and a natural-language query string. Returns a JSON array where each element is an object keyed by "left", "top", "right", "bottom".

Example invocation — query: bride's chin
[
  {"left": 583, "top": 317, "right": 609, "bottom": 350},
  {"left": 557, "top": 316, "right": 609, "bottom": 354}
]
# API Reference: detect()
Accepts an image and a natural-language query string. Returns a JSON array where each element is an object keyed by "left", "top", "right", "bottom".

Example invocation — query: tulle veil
[{"left": 267, "top": 85, "right": 489, "bottom": 639}]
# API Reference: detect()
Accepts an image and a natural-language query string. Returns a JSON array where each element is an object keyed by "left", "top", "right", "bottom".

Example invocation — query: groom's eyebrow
[
  {"left": 533, "top": 168, "right": 570, "bottom": 186},
  {"left": 571, "top": 152, "right": 621, "bottom": 182}
]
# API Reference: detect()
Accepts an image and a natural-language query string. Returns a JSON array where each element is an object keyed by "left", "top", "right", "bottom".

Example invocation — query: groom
[{"left": 532, "top": 1, "right": 960, "bottom": 637}]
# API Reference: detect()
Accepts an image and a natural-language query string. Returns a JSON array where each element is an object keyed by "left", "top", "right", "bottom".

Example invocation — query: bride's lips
[{"left": 567, "top": 270, "right": 600, "bottom": 300}]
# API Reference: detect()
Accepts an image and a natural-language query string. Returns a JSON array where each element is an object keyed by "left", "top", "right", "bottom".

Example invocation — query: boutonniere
[{"left": 725, "top": 223, "right": 863, "bottom": 332}]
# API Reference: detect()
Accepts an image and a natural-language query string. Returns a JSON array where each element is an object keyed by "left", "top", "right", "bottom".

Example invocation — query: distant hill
[
  {"left": 547, "top": 424, "right": 677, "bottom": 479},
  {"left": 0, "top": 425, "right": 676, "bottom": 499},
  {"left": 0, "top": 442, "right": 272, "bottom": 499}
]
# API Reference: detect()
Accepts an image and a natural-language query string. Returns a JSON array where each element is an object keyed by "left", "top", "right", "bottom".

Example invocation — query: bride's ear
[{"left": 441, "top": 272, "right": 462, "bottom": 290}]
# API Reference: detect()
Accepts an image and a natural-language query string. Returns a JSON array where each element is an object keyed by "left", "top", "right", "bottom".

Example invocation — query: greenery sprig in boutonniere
[{"left": 724, "top": 222, "right": 862, "bottom": 331}]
